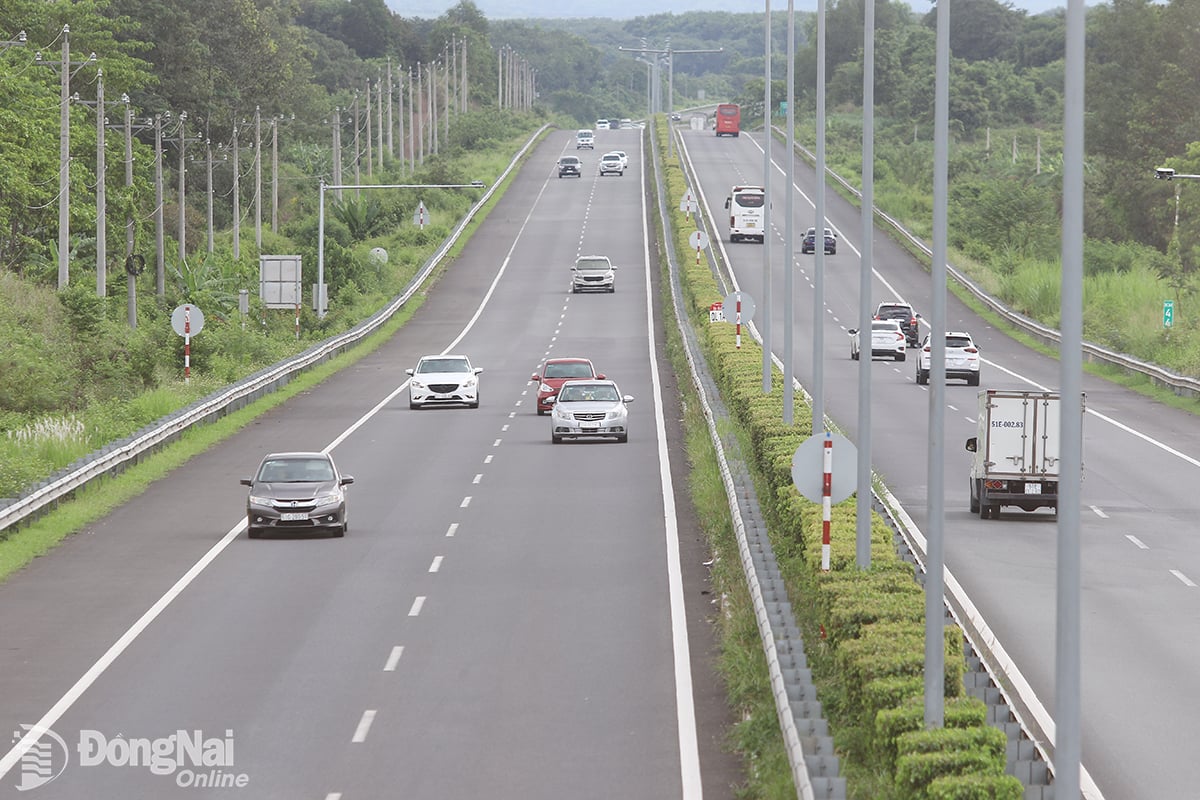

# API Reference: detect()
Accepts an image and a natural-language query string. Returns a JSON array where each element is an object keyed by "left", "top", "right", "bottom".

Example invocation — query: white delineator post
[
  {"left": 735, "top": 292, "right": 743, "bottom": 350},
  {"left": 822, "top": 432, "right": 832, "bottom": 571},
  {"left": 184, "top": 306, "right": 192, "bottom": 384}
]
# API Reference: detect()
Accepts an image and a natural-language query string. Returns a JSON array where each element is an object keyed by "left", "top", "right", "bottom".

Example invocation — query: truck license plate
[
  {"left": 281, "top": 512, "right": 308, "bottom": 521},
  {"left": 1024, "top": 483, "right": 1042, "bottom": 495}
]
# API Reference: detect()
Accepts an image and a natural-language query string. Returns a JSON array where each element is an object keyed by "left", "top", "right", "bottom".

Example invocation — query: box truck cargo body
[{"left": 965, "top": 390, "right": 1083, "bottom": 519}]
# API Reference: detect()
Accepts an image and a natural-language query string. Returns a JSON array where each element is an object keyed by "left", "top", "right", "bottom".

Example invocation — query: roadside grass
[{"left": 0, "top": 247, "right": 437, "bottom": 585}]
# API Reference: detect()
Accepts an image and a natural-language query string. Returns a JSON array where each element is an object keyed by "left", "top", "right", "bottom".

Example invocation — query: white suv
[
  {"left": 915, "top": 331, "right": 980, "bottom": 385},
  {"left": 599, "top": 152, "right": 625, "bottom": 176},
  {"left": 571, "top": 255, "right": 616, "bottom": 293},
  {"left": 576, "top": 129, "right": 594, "bottom": 149}
]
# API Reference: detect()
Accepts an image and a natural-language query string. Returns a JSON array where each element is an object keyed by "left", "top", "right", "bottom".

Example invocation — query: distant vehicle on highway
[
  {"left": 916, "top": 331, "right": 981, "bottom": 386},
  {"left": 725, "top": 185, "right": 766, "bottom": 243},
  {"left": 557, "top": 155, "right": 582, "bottom": 178},
  {"left": 849, "top": 319, "right": 907, "bottom": 361},
  {"left": 406, "top": 354, "right": 482, "bottom": 409},
  {"left": 571, "top": 255, "right": 617, "bottom": 293},
  {"left": 532, "top": 357, "right": 605, "bottom": 415},
  {"left": 576, "top": 129, "right": 595, "bottom": 149},
  {"left": 548, "top": 379, "right": 633, "bottom": 443},
  {"left": 802, "top": 226, "right": 837, "bottom": 255},
  {"left": 874, "top": 301, "right": 922, "bottom": 347},
  {"left": 599, "top": 152, "right": 625, "bottom": 176},
  {"left": 715, "top": 103, "right": 741, "bottom": 136},
  {"left": 241, "top": 452, "right": 354, "bottom": 539}
]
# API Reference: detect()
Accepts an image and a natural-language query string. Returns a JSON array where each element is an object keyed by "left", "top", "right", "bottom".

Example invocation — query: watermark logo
[
  {"left": 9, "top": 726, "right": 249, "bottom": 790},
  {"left": 12, "top": 725, "right": 70, "bottom": 792}
]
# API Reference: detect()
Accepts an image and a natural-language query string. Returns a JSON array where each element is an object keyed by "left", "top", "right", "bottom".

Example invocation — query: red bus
[{"left": 715, "top": 103, "right": 741, "bottom": 137}]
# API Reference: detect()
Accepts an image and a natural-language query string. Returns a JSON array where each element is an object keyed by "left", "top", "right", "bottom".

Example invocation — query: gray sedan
[{"left": 241, "top": 451, "right": 354, "bottom": 538}]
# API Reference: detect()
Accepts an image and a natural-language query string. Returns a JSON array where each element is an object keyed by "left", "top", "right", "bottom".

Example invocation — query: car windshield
[
  {"left": 544, "top": 362, "right": 594, "bottom": 379},
  {"left": 576, "top": 258, "right": 610, "bottom": 270},
  {"left": 259, "top": 457, "right": 334, "bottom": 483},
  {"left": 418, "top": 357, "right": 469, "bottom": 373},
  {"left": 559, "top": 384, "right": 619, "bottom": 403}
]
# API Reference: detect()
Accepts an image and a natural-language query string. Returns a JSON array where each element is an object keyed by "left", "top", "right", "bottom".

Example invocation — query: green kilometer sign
[{"left": 1164, "top": 300, "right": 1174, "bottom": 328}]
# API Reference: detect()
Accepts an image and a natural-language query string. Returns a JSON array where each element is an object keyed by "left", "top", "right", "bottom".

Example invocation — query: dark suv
[
  {"left": 557, "top": 156, "right": 582, "bottom": 178},
  {"left": 802, "top": 226, "right": 837, "bottom": 255},
  {"left": 874, "top": 301, "right": 921, "bottom": 346}
]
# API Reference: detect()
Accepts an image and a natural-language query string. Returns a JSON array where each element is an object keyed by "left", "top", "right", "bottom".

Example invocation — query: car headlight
[
  {"left": 606, "top": 409, "right": 626, "bottom": 421},
  {"left": 314, "top": 489, "right": 343, "bottom": 506},
  {"left": 247, "top": 494, "right": 272, "bottom": 506},
  {"left": 465, "top": 378, "right": 477, "bottom": 388},
  {"left": 411, "top": 380, "right": 426, "bottom": 390},
  {"left": 539, "top": 383, "right": 554, "bottom": 393}
]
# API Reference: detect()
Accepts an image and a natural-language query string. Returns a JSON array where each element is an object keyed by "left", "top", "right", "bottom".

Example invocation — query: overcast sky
[{"left": 385, "top": 0, "right": 1071, "bottom": 21}]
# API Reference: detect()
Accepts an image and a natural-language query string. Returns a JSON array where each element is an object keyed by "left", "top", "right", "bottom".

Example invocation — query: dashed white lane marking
[
  {"left": 1090, "top": 505, "right": 1109, "bottom": 519},
  {"left": 429, "top": 556, "right": 443, "bottom": 573},
  {"left": 1170, "top": 570, "right": 1196, "bottom": 588},
  {"left": 352, "top": 710, "right": 376, "bottom": 742},
  {"left": 383, "top": 646, "right": 404, "bottom": 672},
  {"left": 325, "top": 793, "right": 343, "bottom": 800},
  {"left": 473, "top": 474, "right": 483, "bottom": 484},
  {"left": 460, "top": 496, "right": 472, "bottom": 507},
  {"left": 408, "top": 596, "right": 426, "bottom": 616},
  {"left": 484, "top": 455, "right": 493, "bottom": 464},
  {"left": 500, "top": 424, "right": 509, "bottom": 432},
  {"left": 446, "top": 523, "right": 458, "bottom": 537},
  {"left": 1126, "top": 535, "right": 1149, "bottom": 550},
  {"left": 492, "top": 439, "right": 502, "bottom": 447}
]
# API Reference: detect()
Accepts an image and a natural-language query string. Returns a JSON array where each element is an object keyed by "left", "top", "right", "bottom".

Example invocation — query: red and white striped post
[
  {"left": 822, "top": 432, "right": 832, "bottom": 571},
  {"left": 294, "top": 302, "right": 300, "bottom": 340},
  {"left": 734, "top": 291, "right": 743, "bottom": 350},
  {"left": 695, "top": 242, "right": 701, "bottom": 266},
  {"left": 183, "top": 305, "right": 192, "bottom": 384}
]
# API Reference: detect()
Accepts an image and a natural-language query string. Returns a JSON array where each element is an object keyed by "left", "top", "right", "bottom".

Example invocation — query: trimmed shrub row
[{"left": 653, "top": 118, "right": 1024, "bottom": 800}]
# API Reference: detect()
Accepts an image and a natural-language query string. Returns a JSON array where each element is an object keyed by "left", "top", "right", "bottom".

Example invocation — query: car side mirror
[
  {"left": 531, "top": 373, "right": 541, "bottom": 382},
  {"left": 405, "top": 368, "right": 414, "bottom": 376},
  {"left": 596, "top": 373, "right": 606, "bottom": 380},
  {"left": 965, "top": 437, "right": 977, "bottom": 453},
  {"left": 847, "top": 328, "right": 858, "bottom": 336},
  {"left": 545, "top": 396, "right": 557, "bottom": 405},
  {"left": 623, "top": 395, "right": 635, "bottom": 403},
  {"left": 240, "top": 478, "right": 253, "bottom": 486},
  {"left": 340, "top": 475, "right": 355, "bottom": 486},
  {"left": 474, "top": 368, "right": 483, "bottom": 375},
  {"left": 724, "top": 198, "right": 731, "bottom": 209}
]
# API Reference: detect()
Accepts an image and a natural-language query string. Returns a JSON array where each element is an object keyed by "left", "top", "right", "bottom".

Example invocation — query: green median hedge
[{"left": 654, "top": 116, "right": 1018, "bottom": 799}]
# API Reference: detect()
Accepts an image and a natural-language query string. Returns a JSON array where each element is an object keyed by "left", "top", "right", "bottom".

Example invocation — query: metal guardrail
[
  {"left": 0, "top": 126, "right": 551, "bottom": 536},
  {"left": 779, "top": 127, "right": 1200, "bottom": 400}
]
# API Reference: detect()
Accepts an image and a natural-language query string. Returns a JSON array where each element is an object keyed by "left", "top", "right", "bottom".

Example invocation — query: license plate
[
  {"left": 581, "top": 421, "right": 600, "bottom": 430},
  {"left": 280, "top": 512, "right": 308, "bottom": 521},
  {"left": 747, "top": 221, "right": 757, "bottom": 228},
  {"left": 1025, "top": 483, "right": 1042, "bottom": 495}
]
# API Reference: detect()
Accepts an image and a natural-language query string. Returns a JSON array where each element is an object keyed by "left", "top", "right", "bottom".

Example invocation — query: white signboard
[{"left": 259, "top": 255, "right": 302, "bottom": 308}]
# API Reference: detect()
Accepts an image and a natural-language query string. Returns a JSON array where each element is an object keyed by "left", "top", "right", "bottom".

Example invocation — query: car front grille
[
  {"left": 571, "top": 412, "right": 606, "bottom": 422},
  {"left": 428, "top": 383, "right": 460, "bottom": 393}
]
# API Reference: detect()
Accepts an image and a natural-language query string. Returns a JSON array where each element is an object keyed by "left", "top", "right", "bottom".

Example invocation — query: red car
[{"left": 532, "top": 358, "right": 605, "bottom": 414}]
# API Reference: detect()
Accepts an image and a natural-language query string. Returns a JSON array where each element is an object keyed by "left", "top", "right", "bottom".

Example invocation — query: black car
[
  {"left": 874, "top": 301, "right": 922, "bottom": 347},
  {"left": 802, "top": 226, "right": 837, "bottom": 255},
  {"left": 557, "top": 156, "right": 582, "bottom": 178},
  {"left": 241, "top": 452, "right": 354, "bottom": 538}
]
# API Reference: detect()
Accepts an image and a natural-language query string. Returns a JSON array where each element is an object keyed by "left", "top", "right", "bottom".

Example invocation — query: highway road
[
  {"left": 676, "top": 124, "right": 1200, "bottom": 800},
  {"left": 0, "top": 129, "right": 741, "bottom": 798}
]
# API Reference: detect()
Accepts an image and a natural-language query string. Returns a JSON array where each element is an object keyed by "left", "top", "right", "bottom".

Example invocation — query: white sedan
[
  {"left": 849, "top": 319, "right": 907, "bottom": 361},
  {"left": 406, "top": 354, "right": 482, "bottom": 409},
  {"left": 915, "top": 331, "right": 980, "bottom": 385},
  {"left": 547, "top": 379, "right": 632, "bottom": 443}
]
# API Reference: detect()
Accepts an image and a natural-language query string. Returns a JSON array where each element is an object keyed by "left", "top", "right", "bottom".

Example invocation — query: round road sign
[
  {"left": 791, "top": 432, "right": 858, "bottom": 505},
  {"left": 689, "top": 230, "right": 709, "bottom": 250},
  {"left": 171, "top": 304, "right": 205, "bottom": 337},
  {"left": 721, "top": 291, "right": 756, "bottom": 324}
]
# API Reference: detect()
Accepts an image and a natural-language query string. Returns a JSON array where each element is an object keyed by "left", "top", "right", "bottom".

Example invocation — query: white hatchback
[
  {"left": 406, "top": 354, "right": 482, "bottom": 409},
  {"left": 915, "top": 331, "right": 980, "bottom": 385}
]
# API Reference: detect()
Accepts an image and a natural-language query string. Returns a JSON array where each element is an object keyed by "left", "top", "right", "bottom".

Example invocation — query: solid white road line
[{"left": 351, "top": 710, "right": 376, "bottom": 743}]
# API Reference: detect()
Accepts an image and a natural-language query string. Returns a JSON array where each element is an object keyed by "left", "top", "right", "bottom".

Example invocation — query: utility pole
[
  {"left": 36, "top": 25, "right": 95, "bottom": 288},
  {"left": 176, "top": 110, "right": 190, "bottom": 265},
  {"left": 386, "top": 58, "right": 394, "bottom": 159},
  {"left": 254, "top": 105, "right": 262, "bottom": 251},
  {"left": 408, "top": 68, "right": 416, "bottom": 172},
  {"left": 461, "top": 38, "right": 469, "bottom": 113},
  {"left": 377, "top": 74, "right": 384, "bottom": 171},
  {"left": 154, "top": 112, "right": 166, "bottom": 296},
  {"left": 364, "top": 81, "right": 373, "bottom": 179},
  {"left": 72, "top": 67, "right": 123, "bottom": 296}
]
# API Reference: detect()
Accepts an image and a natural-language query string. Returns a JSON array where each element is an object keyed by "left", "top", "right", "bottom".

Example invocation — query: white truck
[
  {"left": 723, "top": 185, "right": 766, "bottom": 243},
  {"left": 965, "top": 389, "right": 1083, "bottom": 519}
]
